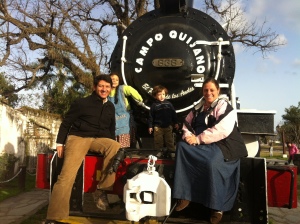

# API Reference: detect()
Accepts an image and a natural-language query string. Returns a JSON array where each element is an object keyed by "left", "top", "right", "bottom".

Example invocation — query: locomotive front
[{"left": 110, "top": 1, "right": 235, "bottom": 121}]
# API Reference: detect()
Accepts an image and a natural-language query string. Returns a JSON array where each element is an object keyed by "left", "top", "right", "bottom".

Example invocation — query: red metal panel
[
  {"left": 84, "top": 155, "right": 103, "bottom": 193},
  {"left": 267, "top": 165, "right": 297, "bottom": 208},
  {"left": 36, "top": 153, "right": 53, "bottom": 189},
  {"left": 50, "top": 152, "right": 175, "bottom": 196},
  {"left": 83, "top": 155, "right": 165, "bottom": 194}
]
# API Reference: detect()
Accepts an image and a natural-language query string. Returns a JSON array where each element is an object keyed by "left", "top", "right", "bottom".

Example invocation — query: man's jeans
[{"left": 46, "top": 136, "right": 120, "bottom": 220}]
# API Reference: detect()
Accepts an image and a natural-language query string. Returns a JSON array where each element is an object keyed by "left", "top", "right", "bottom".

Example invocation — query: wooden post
[
  {"left": 282, "top": 130, "right": 286, "bottom": 155},
  {"left": 19, "top": 166, "right": 26, "bottom": 191},
  {"left": 277, "top": 124, "right": 287, "bottom": 156}
]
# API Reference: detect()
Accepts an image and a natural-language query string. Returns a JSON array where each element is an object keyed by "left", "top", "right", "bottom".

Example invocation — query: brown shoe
[
  {"left": 95, "top": 190, "right": 109, "bottom": 210},
  {"left": 44, "top": 220, "right": 70, "bottom": 224},
  {"left": 175, "top": 199, "right": 190, "bottom": 211},
  {"left": 210, "top": 210, "right": 223, "bottom": 224}
]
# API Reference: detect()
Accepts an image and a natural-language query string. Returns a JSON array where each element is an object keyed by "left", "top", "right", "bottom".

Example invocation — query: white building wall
[
  {"left": 0, "top": 102, "right": 62, "bottom": 172},
  {"left": 0, "top": 104, "right": 27, "bottom": 157}
]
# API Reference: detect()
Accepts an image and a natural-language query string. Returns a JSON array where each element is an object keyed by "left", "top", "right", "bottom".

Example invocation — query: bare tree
[
  {"left": 0, "top": 0, "right": 151, "bottom": 92},
  {"left": 0, "top": 0, "right": 286, "bottom": 99},
  {"left": 201, "top": 0, "right": 286, "bottom": 56}
]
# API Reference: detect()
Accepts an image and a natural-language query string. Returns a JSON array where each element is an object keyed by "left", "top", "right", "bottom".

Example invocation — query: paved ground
[
  {"left": 268, "top": 202, "right": 300, "bottom": 224},
  {"left": 1, "top": 188, "right": 300, "bottom": 224},
  {"left": 0, "top": 189, "right": 49, "bottom": 224}
]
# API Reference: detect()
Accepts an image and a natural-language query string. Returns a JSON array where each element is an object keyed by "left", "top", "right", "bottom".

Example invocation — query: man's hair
[
  {"left": 93, "top": 74, "right": 112, "bottom": 87},
  {"left": 152, "top": 85, "right": 168, "bottom": 97}
]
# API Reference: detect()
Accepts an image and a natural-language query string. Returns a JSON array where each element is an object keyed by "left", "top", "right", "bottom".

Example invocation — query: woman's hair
[
  {"left": 93, "top": 74, "right": 112, "bottom": 87},
  {"left": 152, "top": 85, "right": 168, "bottom": 97},
  {"left": 202, "top": 77, "right": 220, "bottom": 90},
  {"left": 110, "top": 73, "right": 120, "bottom": 104}
]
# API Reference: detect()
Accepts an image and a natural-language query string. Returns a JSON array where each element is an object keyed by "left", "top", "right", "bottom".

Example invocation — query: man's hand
[
  {"left": 149, "top": 128, "right": 153, "bottom": 134},
  {"left": 56, "top": 145, "right": 64, "bottom": 158}
]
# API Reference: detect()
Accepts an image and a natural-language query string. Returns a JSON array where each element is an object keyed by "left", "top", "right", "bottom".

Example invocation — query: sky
[
  {"left": 234, "top": 0, "right": 300, "bottom": 127},
  {"left": 2, "top": 0, "right": 299, "bottom": 128},
  {"left": 194, "top": 0, "right": 300, "bottom": 127}
]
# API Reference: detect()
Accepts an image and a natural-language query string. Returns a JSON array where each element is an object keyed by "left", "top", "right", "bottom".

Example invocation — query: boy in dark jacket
[{"left": 148, "top": 85, "right": 179, "bottom": 152}]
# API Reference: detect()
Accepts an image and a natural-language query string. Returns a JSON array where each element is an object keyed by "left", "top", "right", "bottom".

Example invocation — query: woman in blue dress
[
  {"left": 173, "top": 77, "right": 248, "bottom": 224},
  {"left": 108, "top": 73, "right": 143, "bottom": 148}
]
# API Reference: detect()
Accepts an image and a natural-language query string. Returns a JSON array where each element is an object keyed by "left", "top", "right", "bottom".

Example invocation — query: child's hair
[
  {"left": 110, "top": 73, "right": 120, "bottom": 104},
  {"left": 152, "top": 85, "right": 168, "bottom": 97}
]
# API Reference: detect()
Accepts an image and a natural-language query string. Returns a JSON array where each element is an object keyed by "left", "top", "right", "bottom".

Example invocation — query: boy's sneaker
[{"left": 95, "top": 189, "right": 109, "bottom": 210}]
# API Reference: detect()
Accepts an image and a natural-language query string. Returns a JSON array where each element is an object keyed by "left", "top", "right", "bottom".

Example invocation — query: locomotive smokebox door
[{"left": 110, "top": 2, "right": 235, "bottom": 120}]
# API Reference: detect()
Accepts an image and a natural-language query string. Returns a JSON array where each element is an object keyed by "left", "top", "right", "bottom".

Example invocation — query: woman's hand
[{"left": 185, "top": 134, "right": 198, "bottom": 145}]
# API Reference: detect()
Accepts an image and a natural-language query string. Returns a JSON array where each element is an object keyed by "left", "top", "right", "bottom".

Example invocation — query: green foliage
[
  {"left": 281, "top": 101, "right": 300, "bottom": 145},
  {"left": 282, "top": 102, "right": 300, "bottom": 123},
  {"left": 38, "top": 67, "right": 89, "bottom": 116},
  {"left": 0, "top": 172, "right": 36, "bottom": 202},
  {"left": 0, "top": 73, "right": 19, "bottom": 108},
  {"left": 0, "top": 153, "right": 19, "bottom": 180}
]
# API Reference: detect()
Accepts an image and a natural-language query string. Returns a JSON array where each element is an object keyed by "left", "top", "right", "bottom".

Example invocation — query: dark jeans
[{"left": 153, "top": 125, "right": 175, "bottom": 150}]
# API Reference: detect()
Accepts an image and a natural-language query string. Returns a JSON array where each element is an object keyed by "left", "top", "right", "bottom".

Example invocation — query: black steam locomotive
[
  {"left": 110, "top": 0, "right": 274, "bottom": 155},
  {"left": 45, "top": 1, "right": 285, "bottom": 224},
  {"left": 110, "top": 0, "right": 235, "bottom": 120}
]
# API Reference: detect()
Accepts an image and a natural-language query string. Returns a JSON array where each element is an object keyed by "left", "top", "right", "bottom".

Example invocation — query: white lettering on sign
[
  {"left": 134, "top": 29, "right": 205, "bottom": 99},
  {"left": 134, "top": 30, "right": 206, "bottom": 74},
  {"left": 169, "top": 30, "right": 177, "bottom": 39},
  {"left": 196, "top": 55, "right": 205, "bottom": 73},
  {"left": 135, "top": 67, "right": 142, "bottom": 73},
  {"left": 155, "top": 33, "right": 163, "bottom": 41},
  {"left": 139, "top": 46, "right": 149, "bottom": 56},
  {"left": 193, "top": 48, "right": 202, "bottom": 56},
  {"left": 180, "top": 87, "right": 194, "bottom": 96},
  {"left": 146, "top": 38, "right": 153, "bottom": 47},
  {"left": 134, "top": 33, "right": 163, "bottom": 74},
  {"left": 179, "top": 32, "right": 187, "bottom": 41},
  {"left": 186, "top": 36, "right": 193, "bottom": 44},
  {"left": 142, "top": 83, "right": 195, "bottom": 99},
  {"left": 136, "top": 58, "right": 144, "bottom": 66},
  {"left": 142, "top": 83, "right": 153, "bottom": 94}
]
